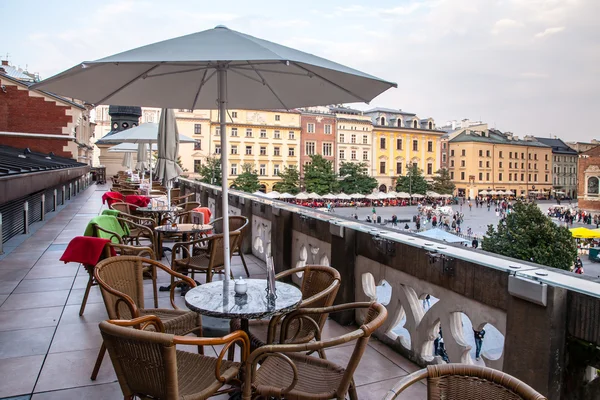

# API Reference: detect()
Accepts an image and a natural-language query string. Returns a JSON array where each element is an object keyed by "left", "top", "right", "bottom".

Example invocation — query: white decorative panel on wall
[
  {"left": 290, "top": 230, "right": 331, "bottom": 287},
  {"left": 207, "top": 197, "right": 216, "bottom": 218},
  {"left": 228, "top": 206, "right": 241, "bottom": 216},
  {"left": 251, "top": 215, "right": 271, "bottom": 262}
]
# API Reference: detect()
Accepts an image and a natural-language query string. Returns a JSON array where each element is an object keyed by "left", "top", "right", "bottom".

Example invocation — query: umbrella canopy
[
  {"left": 411, "top": 194, "right": 424, "bottom": 198},
  {"left": 350, "top": 193, "right": 365, "bottom": 199},
  {"left": 295, "top": 192, "right": 310, "bottom": 200},
  {"left": 479, "top": 190, "right": 489, "bottom": 195},
  {"left": 570, "top": 227, "right": 600, "bottom": 239},
  {"left": 506, "top": 190, "right": 515, "bottom": 195},
  {"left": 397, "top": 192, "right": 411, "bottom": 199},
  {"left": 279, "top": 193, "right": 295, "bottom": 199},
  {"left": 265, "top": 191, "right": 281, "bottom": 199},
  {"left": 109, "top": 142, "right": 157, "bottom": 152},
  {"left": 136, "top": 142, "right": 149, "bottom": 171},
  {"left": 154, "top": 109, "right": 183, "bottom": 196},
  {"left": 121, "top": 152, "right": 132, "bottom": 169},
  {"left": 32, "top": 25, "right": 395, "bottom": 283},
  {"left": 322, "top": 193, "right": 337, "bottom": 200},
  {"left": 308, "top": 192, "right": 322, "bottom": 200},
  {"left": 426, "top": 191, "right": 440, "bottom": 198},
  {"left": 387, "top": 191, "right": 398, "bottom": 197},
  {"left": 377, "top": 192, "right": 388, "bottom": 200},
  {"left": 337, "top": 193, "right": 351, "bottom": 200},
  {"left": 417, "top": 228, "right": 470, "bottom": 244},
  {"left": 99, "top": 123, "right": 195, "bottom": 144},
  {"left": 366, "top": 193, "right": 378, "bottom": 200},
  {"left": 252, "top": 191, "right": 266, "bottom": 197}
]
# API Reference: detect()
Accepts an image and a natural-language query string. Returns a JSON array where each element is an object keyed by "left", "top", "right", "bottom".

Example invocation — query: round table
[
  {"left": 185, "top": 279, "right": 303, "bottom": 334},
  {"left": 154, "top": 223, "right": 212, "bottom": 259},
  {"left": 137, "top": 206, "right": 181, "bottom": 225}
]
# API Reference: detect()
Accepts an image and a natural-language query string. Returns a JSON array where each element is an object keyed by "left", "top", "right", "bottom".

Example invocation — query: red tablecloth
[
  {"left": 125, "top": 195, "right": 151, "bottom": 207},
  {"left": 101, "top": 192, "right": 124, "bottom": 207},
  {"left": 60, "top": 236, "right": 116, "bottom": 266}
]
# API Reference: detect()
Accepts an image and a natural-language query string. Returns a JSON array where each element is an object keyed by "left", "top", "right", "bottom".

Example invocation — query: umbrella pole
[
  {"left": 148, "top": 143, "right": 153, "bottom": 194},
  {"left": 218, "top": 66, "right": 231, "bottom": 281}
]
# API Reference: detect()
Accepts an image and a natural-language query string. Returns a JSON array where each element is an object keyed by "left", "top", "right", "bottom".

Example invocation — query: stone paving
[{"left": 0, "top": 184, "right": 426, "bottom": 400}]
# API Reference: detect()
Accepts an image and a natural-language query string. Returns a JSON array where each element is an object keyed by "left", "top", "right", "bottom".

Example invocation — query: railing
[{"left": 179, "top": 177, "right": 600, "bottom": 400}]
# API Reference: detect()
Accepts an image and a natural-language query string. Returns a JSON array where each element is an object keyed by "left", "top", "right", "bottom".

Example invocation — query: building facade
[
  {"left": 566, "top": 141, "right": 600, "bottom": 154},
  {"left": 578, "top": 146, "right": 600, "bottom": 211},
  {"left": 364, "top": 108, "right": 443, "bottom": 192},
  {"left": 534, "top": 137, "right": 578, "bottom": 198},
  {"left": 0, "top": 72, "right": 95, "bottom": 164},
  {"left": 299, "top": 110, "right": 336, "bottom": 183},
  {"left": 331, "top": 107, "right": 373, "bottom": 175},
  {"left": 448, "top": 130, "right": 553, "bottom": 198},
  {"left": 440, "top": 123, "right": 488, "bottom": 172}
]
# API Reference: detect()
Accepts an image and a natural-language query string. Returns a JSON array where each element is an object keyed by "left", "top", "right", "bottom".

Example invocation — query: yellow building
[
  {"left": 364, "top": 108, "right": 443, "bottom": 192},
  {"left": 448, "top": 129, "right": 553, "bottom": 198},
  {"left": 330, "top": 106, "right": 373, "bottom": 174}
]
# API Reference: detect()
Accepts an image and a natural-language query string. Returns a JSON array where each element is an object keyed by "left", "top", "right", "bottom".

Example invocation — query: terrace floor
[{"left": 0, "top": 184, "right": 426, "bottom": 400}]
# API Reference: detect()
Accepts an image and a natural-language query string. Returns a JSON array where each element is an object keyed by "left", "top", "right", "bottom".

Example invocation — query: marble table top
[
  {"left": 185, "top": 279, "right": 302, "bottom": 320},
  {"left": 155, "top": 223, "right": 212, "bottom": 233},
  {"left": 137, "top": 206, "right": 182, "bottom": 213}
]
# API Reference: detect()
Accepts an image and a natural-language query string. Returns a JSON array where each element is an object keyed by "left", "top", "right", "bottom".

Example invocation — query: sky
[{"left": 1, "top": 0, "right": 598, "bottom": 141}]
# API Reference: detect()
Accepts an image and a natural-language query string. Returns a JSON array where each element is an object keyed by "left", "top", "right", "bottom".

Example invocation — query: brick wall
[{"left": 299, "top": 114, "right": 336, "bottom": 176}]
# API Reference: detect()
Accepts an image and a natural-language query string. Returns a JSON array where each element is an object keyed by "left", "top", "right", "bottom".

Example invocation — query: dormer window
[
  {"left": 413, "top": 120, "right": 418, "bottom": 128},
  {"left": 380, "top": 116, "right": 386, "bottom": 126},
  {"left": 397, "top": 119, "right": 402, "bottom": 127},
  {"left": 428, "top": 121, "right": 433, "bottom": 129}
]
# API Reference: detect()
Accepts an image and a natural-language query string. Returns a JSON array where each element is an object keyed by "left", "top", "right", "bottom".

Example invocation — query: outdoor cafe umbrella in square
[
  {"left": 30, "top": 25, "right": 396, "bottom": 280},
  {"left": 154, "top": 109, "right": 182, "bottom": 205}
]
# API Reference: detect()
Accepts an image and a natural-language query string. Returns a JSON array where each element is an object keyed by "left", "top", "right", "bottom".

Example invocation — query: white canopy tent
[
  {"left": 337, "top": 193, "right": 351, "bottom": 200},
  {"left": 308, "top": 192, "right": 322, "bottom": 200},
  {"left": 279, "top": 193, "right": 296, "bottom": 199},
  {"left": 295, "top": 192, "right": 310, "bottom": 200},
  {"left": 265, "top": 191, "right": 281, "bottom": 199},
  {"left": 350, "top": 193, "right": 365, "bottom": 199}
]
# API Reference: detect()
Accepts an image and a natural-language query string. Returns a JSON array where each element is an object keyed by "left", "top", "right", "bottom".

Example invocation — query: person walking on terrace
[{"left": 474, "top": 327, "right": 486, "bottom": 361}]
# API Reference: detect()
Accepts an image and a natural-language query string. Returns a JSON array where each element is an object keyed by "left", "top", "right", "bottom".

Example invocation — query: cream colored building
[
  {"left": 448, "top": 129, "right": 553, "bottom": 199},
  {"left": 330, "top": 107, "right": 373, "bottom": 174}
]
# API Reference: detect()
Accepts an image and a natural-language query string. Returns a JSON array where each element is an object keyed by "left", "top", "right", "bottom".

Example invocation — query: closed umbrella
[
  {"left": 154, "top": 109, "right": 183, "bottom": 205},
  {"left": 121, "top": 152, "right": 132, "bottom": 170},
  {"left": 31, "top": 25, "right": 395, "bottom": 282},
  {"left": 136, "top": 142, "right": 149, "bottom": 172}
]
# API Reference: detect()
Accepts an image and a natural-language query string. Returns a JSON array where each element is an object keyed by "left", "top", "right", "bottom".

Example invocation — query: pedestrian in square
[{"left": 473, "top": 328, "right": 485, "bottom": 361}]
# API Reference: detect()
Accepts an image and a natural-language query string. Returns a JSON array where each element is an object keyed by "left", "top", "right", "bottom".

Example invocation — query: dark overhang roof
[{"left": 0, "top": 145, "right": 86, "bottom": 177}]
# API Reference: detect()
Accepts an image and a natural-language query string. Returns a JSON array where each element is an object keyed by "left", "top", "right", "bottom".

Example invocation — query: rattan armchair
[
  {"left": 109, "top": 201, "right": 135, "bottom": 214},
  {"left": 211, "top": 216, "right": 251, "bottom": 277},
  {"left": 171, "top": 231, "right": 241, "bottom": 284},
  {"left": 91, "top": 256, "right": 203, "bottom": 381},
  {"left": 116, "top": 216, "right": 158, "bottom": 257},
  {"left": 100, "top": 315, "right": 250, "bottom": 400},
  {"left": 230, "top": 265, "right": 341, "bottom": 357},
  {"left": 242, "top": 302, "right": 388, "bottom": 400},
  {"left": 173, "top": 193, "right": 195, "bottom": 205},
  {"left": 382, "top": 364, "right": 547, "bottom": 400}
]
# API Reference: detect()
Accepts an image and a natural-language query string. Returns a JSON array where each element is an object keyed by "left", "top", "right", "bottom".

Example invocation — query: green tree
[
  {"left": 430, "top": 168, "right": 455, "bottom": 195},
  {"left": 395, "top": 164, "right": 429, "bottom": 195},
  {"left": 196, "top": 157, "right": 222, "bottom": 185},
  {"left": 338, "top": 162, "right": 378, "bottom": 194},
  {"left": 273, "top": 165, "right": 300, "bottom": 194},
  {"left": 303, "top": 154, "right": 338, "bottom": 195},
  {"left": 482, "top": 202, "right": 577, "bottom": 270},
  {"left": 232, "top": 163, "right": 261, "bottom": 193}
]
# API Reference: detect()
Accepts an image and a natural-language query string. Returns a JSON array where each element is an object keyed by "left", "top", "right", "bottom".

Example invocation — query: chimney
[{"left": 1, "top": 60, "right": 8, "bottom": 66}]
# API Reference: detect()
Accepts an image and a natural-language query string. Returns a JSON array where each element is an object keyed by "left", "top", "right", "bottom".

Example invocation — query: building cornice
[{"left": 209, "top": 122, "right": 300, "bottom": 130}]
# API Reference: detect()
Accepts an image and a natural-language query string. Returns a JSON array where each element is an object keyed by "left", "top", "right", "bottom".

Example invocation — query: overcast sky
[{"left": 1, "top": 0, "right": 598, "bottom": 140}]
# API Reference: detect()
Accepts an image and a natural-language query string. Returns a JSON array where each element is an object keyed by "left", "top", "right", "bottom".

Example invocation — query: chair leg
[
  {"left": 91, "top": 342, "right": 106, "bottom": 380},
  {"left": 79, "top": 269, "right": 94, "bottom": 316},
  {"left": 348, "top": 380, "right": 358, "bottom": 400},
  {"left": 238, "top": 250, "right": 250, "bottom": 278},
  {"left": 152, "top": 265, "right": 158, "bottom": 308}
]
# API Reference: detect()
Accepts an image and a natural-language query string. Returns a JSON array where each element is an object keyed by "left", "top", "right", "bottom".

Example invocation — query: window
[
  {"left": 461, "top": 160, "right": 466, "bottom": 167},
  {"left": 275, "top": 114, "right": 280, "bottom": 121},
  {"left": 486, "top": 161, "right": 490, "bottom": 168},
  {"left": 259, "top": 164, "right": 266, "bottom": 176},
  {"left": 499, "top": 151, "right": 503, "bottom": 158},
  {"left": 450, "top": 150, "right": 455, "bottom": 157},
  {"left": 486, "top": 150, "right": 490, "bottom": 157},
  {"left": 479, "top": 173, "right": 483, "bottom": 180},
  {"left": 528, "top": 153, "right": 531, "bottom": 160},
  {"left": 194, "top": 160, "right": 202, "bottom": 173},
  {"left": 521, "top": 152, "right": 524, "bottom": 159},
  {"left": 545, "top": 174, "right": 548, "bottom": 182},
  {"left": 288, "top": 147, "right": 295, "bottom": 156},
  {"left": 260, "top": 129, "right": 267, "bottom": 138},
  {"left": 479, "top": 161, "right": 483, "bottom": 168},
  {"left": 324, "top": 124, "right": 332, "bottom": 134},
  {"left": 380, "top": 137, "right": 386, "bottom": 149},
  {"left": 231, "top": 164, "right": 238, "bottom": 175},
  {"left": 194, "top": 140, "right": 201, "bottom": 150},
  {"left": 363, "top": 150, "right": 368, "bottom": 161},
  {"left": 509, "top": 173, "right": 512, "bottom": 181},
  {"left": 215, "top": 127, "right": 220, "bottom": 136},
  {"left": 305, "top": 142, "right": 315, "bottom": 156},
  {"left": 396, "top": 138, "right": 403, "bottom": 150},
  {"left": 215, "top": 145, "right": 221, "bottom": 155},
  {"left": 499, "top": 162, "right": 503, "bottom": 168},
  {"left": 450, "top": 160, "right": 455, "bottom": 167},
  {"left": 427, "top": 141, "right": 433, "bottom": 152},
  {"left": 442, "top": 153, "right": 447, "bottom": 163},
  {"left": 231, "top": 127, "right": 238, "bottom": 137},
  {"left": 509, "top": 152, "right": 513, "bottom": 158},
  {"left": 323, "top": 142, "right": 332, "bottom": 156},
  {"left": 351, "top": 150, "right": 357, "bottom": 160},
  {"left": 534, "top": 174, "right": 537, "bottom": 181},
  {"left": 528, "top": 163, "right": 531, "bottom": 169},
  {"left": 479, "top": 150, "right": 483, "bottom": 157},
  {"left": 260, "top": 146, "right": 266, "bottom": 156},
  {"left": 339, "top": 149, "right": 345, "bottom": 160},
  {"left": 363, "top": 135, "right": 368, "bottom": 144},
  {"left": 521, "top": 162, "right": 524, "bottom": 169},
  {"left": 231, "top": 145, "right": 238, "bottom": 155},
  {"left": 351, "top": 134, "right": 356, "bottom": 144},
  {"left": 499, "top": 173, "right": 503, "bottom": 181},
  {"left": 245, "top": 146, "right": 252, "bottom": 155},
  {"left": 461, "top": 149, "right": 466, "bottom": 156},
  {"left": 413, "top": 140, "right": 418, "bottom": 151},
  {"left": 288, "top": 131, "right": 295, "bottom": 139},
  {"left": 429, "top": 121, "right": 433, "bottom": 129},
  {"left": 194, "top": 124, "right": 201, "bottom": 134},
  {"left": 442, "top": 142, "right": 446, "bottom": 149},
  {"left": 427, "top": 163, "right": 432, "bottom": 175},
  {"left": 246, "top": 128, "right": 253, "bottom": 137},
  {"left": 380, "top": 116, "right": 386, "bottom": 126},
  {"left": 450, "top": 171, "right": 454, "bottom": 179},
  {"left": 274, "top": 164, "right": 280, "bottom": 175},
  {"left": 307, "top": 123, "right": 315, "bottom": 133},
  {"left": 486, "top": 172, "right": 490, "bottom": 180},
  {"left": 534, "top": 163, "right": 537, "bottom": 170},
  {"left": 461, "top": 172, "right": 465, "bottom": 180},
  {"left": 528, "top": 173, "right": 531, "bottom": 181},
  {"left": 396, "top": 163, "right": 402, "bottom": 174},
  {"left": 545, "top": 154, "right": 548, "bottom": 161},
  {"left": 231, "top": 111, "right": 237, "bottom": 118},
  {"left": 534, "top": 154, "right": 538, "bottom": 160},
  {"left": 521, "top": 173, "right": 524, "bottom": 181},
  {"left": 413, "top": 120, "right": 418, "bottom": 128},
  {"left": 274, "top": 130, "right": 281, "bottom": 139},
  {"left": 339, "top": 133, "right": 345, "bottom": 143}
]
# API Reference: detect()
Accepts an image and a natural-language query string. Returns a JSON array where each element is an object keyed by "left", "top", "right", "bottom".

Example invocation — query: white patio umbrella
[
  {"left": 154, "top": 109, "right": 183, "bottom": 205},
  {"left": 426, "top": 191, "right": 440, "bottom": 198},
  {"left": 252, "top": 191, "right": 266, "bottom": 197},
  {"left": 121, "top": 152, "right": 132, "bottom": 170},
  {"left": 265, "top": 191, "right": 281, "bottom": 199},
  {"left": 31, "top": 25, "right": 395, "bottom": 282},
  {"left": 308, "top": 192, "right": 322, "bottom": 200},
  {"left": 506, "top": 190, "right": 515, "bottom": 195},
  {"left": 109, "top": 142, "right": 157, "bottom": 152},
  {"left": 411, "top": 194, "right": 424, "bottom": 198},
  {"left": 295, "top": 192, "right": 310, "bottom": 200},
  {"left": 322, "top": 193, "right": 336, "bottom": 200},
  {"left": 479, "top": 190, "right": 489, "bottom": 195},
  {"left": 387, "top": 191, "right": 399, "bottom": 197},
  {"left": 377, "top": 192, "right": 388, "bottom": 200},
  {"left": 136, "top": 142, "right": 150, "bottom": 172},
  {"left": 279, "top": 193, "right": 295, "bottom": 200},
  {"left": 397, "top": 192, "right": 411, "bottom": 199},
  {"left": 350, "top": 193, "right": 365, "bottom": 199},
  {"left": 366, "top": 193, "right": 378, "bottom": 200},
  {"left": 337, "top": 193, "right": 351, "bottom": 200}
]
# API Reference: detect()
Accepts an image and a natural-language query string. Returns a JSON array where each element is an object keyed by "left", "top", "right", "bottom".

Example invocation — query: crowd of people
[
  {"left": 547, "top": 206, "right": 600, "bottom": 227},
  {"left": 291, "top": 195, "right": 457, "bottom": 210}
]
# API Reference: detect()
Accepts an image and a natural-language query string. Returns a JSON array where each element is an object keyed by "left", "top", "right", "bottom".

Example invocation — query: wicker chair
[
  {"left": 173, "top": 193, "right": 195, "bottom": 205},
  {"left": 382, "top": 364, "right": 547, "bottom": 400},
  {"left": 91, "top": 256, "right": 203, "bottom": 381},
  {"left": 171, "top": 231, "right": 241, "bottom": 284},
  {"left": 242, "top": 302, "right": 387, "bottom": 400},
  {"left": 116, "top": 216, "right": 158, "bottom": 257},
  {"left": 100, "top": 315, "right": 250, "bottom": 400},
  {"left": 211, "top": 216, "right": 251, "bottom": 277},
  {"left": 230, "top": 265, "right": 341, "bottom": 357},
  {"left": 110, "top": 201, "right": 135, "bottom": 214}
]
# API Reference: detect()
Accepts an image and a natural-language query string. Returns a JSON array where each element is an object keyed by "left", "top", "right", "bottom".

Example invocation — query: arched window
[
  {"left": 428, "top": 121, "right": 433, "bottom": 129},
  {"left": 413, "top": 120, "right": 418, "bottom": 128},
  {"left": 380, "top": 116, "right": 386, "bottom": 126},
  {"left": 379, "top": 184, "right": 387, "bottom": 193},
  {"left": 259, "top": 184, "right": 267, "bottom": 193},
  {"left": 588, "top": 177, "right": 599, "bottom": 195},
  {"left": 397, "top": 119, "right": 402, "bottom": 127}
]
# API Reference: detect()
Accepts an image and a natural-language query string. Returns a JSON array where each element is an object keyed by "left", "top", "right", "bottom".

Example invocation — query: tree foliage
[
  {"left": 338, "top": 162, "right": 378, "bottom": 194},
  {"left": 430, "top": 168, "right": 455, "bottom": 195},
  {"left": 232, "top": 163, "right": 261, "bottom": 193},
  {"left": 395, "top": 164, "right": 429, "bottom": 195},
  {"left": 273, "top": 165, "right": 300, "bottom": 194},
  {"left": 482, "top": 202, "right": 577, "bottom": 270},
  {"left": 196, "top": 157, "right": 222, "bottom": 185},
  {"left": 303, "top": 155, "right": 338, "bottom": 195}
]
